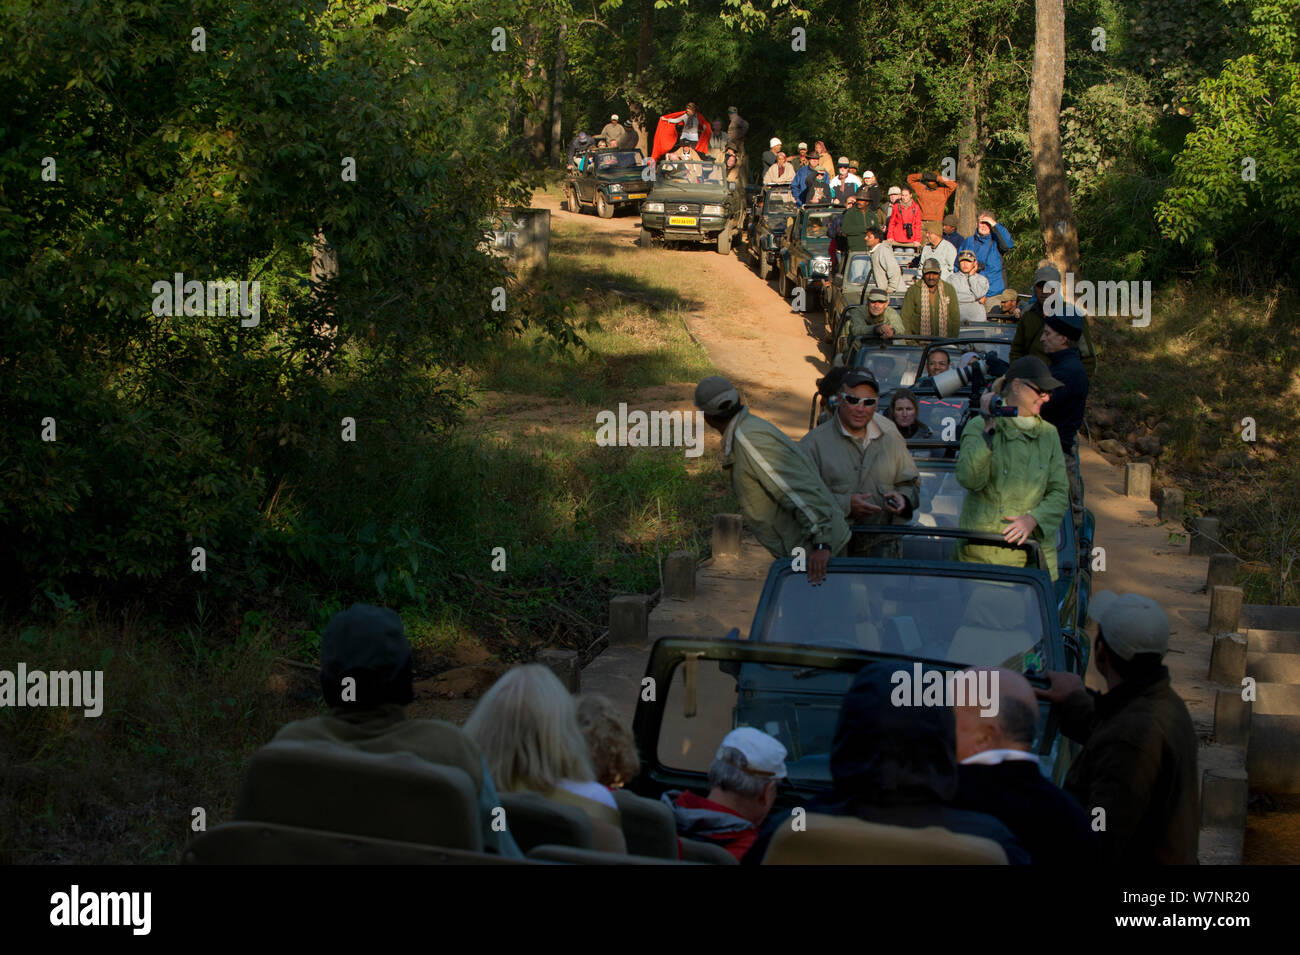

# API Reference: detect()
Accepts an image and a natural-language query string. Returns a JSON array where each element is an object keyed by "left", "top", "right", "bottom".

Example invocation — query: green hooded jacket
[
  {"left": 723, "top": 408, "right": 851, "bottom": 557},
  {"left": 954, "top": 414, "right": 1069, "bottom": 580}
]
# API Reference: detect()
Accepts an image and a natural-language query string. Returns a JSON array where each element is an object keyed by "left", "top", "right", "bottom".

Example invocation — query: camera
[
  {"left": 932, "top": 351, "right": 1015, "bottom": 413},
  {"left": 904, "top": 222, "right": 913, "bottom": 240}
]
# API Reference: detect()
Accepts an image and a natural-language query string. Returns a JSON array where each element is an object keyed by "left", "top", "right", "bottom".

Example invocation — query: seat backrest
[
  {"left": 185, "top": 822, "right": 530, "bottom": 865},
  {"left": 498, "top": 791, "right": 594, "bottom": 852},
  {"left": 613, "top": 790, "right": 679, "bottom": 859},
  {"left": 762, "top": 814, "right": 1007, "bottom": 865},
  {"left": 234, "top": 740, "right": 482, "bottom": 850},
  {"left": 680, "top": 838, "right": 741, "bottom": 865},
  {"left": 948, "top": 584, "right": 1034, "bottom": 666}
]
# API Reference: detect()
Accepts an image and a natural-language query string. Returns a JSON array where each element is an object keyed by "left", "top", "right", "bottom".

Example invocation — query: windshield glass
[
  {"left": 803, "top": 212, "right": 833, "bottom": 240},
  {"left": 657, "top": 160, "right": 724, "bottom": 184},
  {"left": 764, "top": 191, "right": 797, "bottom": 217},
  {"left": 845, "top": 255, "right": 872, "bottom": 286},
  {"left": 914, "top": 463, "right": 968, "bottom": 529},
  {"left": 595, "top": 150, "right": 645, "bottom": 170},
  {"left": 755, "top": 569, "right": 1048, "bottom": 671},
  {"left": 852, "top": 346, "right": 922, "bottom": 392}
]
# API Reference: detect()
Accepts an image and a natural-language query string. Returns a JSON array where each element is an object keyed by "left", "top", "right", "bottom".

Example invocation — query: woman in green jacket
[{"left": 956, "top": 356, "right": 1069, "bottom": 580}]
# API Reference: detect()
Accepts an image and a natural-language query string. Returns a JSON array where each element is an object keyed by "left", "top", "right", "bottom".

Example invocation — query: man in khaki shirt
[{"left": 800, "top": 367, "right": 920, "bottom": 556}]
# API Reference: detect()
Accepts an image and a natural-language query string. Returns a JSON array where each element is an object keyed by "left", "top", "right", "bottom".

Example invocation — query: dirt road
[{"left": 534, "top": 192, "right": 830, "bottom": 435}]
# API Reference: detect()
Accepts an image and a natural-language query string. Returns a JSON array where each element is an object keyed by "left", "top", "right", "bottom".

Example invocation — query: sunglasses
[
  {"left": 839, "top": 393, "right": 878, "bottom": 407},
  {"left": 1021, "top": 382, "right": 1049, "bottom": 398}
]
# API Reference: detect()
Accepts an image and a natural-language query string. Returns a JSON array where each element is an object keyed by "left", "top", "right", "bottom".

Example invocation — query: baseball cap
[
  {"left": 838, "top": 155, "right": 850, "bottom": 166},
  {"left": 943, "top": 213, "right": 958, "bottom": 228},
  {"left": 1088, "top": 591, "right": 1171, "bottom": 660},
  {"left": 694, "top": 376, "right": 742, "bottom": 416},
  {"left": 841, "top": 367, "right": 880, "bottom": 391},
  {"left": 797, "top": 141, "right": 808, "bottom": 150},
  {"left": 866, "top": 286, "right": 889, "bottom": 303},
  {"left": 1005, "top": 355, "right": 1064, "bottom": 391},
  {"left": 718, "top": 727, "right": 788, "bottom": 779},
  {"left": 1000, "top": 288, "right": 1018, "bottom": 303},
  {"left": 610, "top": 113, "right": 619, "bottom": 121},
  {"left": 728, "top": 106, "right": 738, "bottom": 114},
  {"left": 957, "top": 249, "right": 977, "bottom": 263},
  {"left": 770, "top": 137, "right": 781, "bottom": 148},
  {"left": 887, "top": 186, "right": 901, "bottom": 197},
  {"left": 922, "top": 257, "right": 942, "bottom": 274},
  {"left": 863, "top": 169, "right": 874, "bottom": 179},
  {"left": 1033, "top": 264, "right": 1062, "bottom": 287}
]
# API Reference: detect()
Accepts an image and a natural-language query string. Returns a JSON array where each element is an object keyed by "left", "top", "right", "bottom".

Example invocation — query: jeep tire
[{"left": 596, "top": 193, "right": 613, "bottom": 219}]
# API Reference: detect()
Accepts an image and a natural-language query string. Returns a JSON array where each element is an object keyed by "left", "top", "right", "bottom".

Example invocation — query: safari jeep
[
  {"left": 564, "top": 148, "right": 651, "bottom": 218},
  {"left": 638, "top": 159, "right": 744, "bottom": 254}
]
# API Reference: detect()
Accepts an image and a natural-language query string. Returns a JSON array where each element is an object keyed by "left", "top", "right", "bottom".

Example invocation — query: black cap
[
  {"left": 842, "top": 368, "right": 880, "bottom": 391},
  {"left": 1043, "top": 306, "right": 1084, "bottom": 342},
  {"left": 319, "top": 604, "right": 413, "bottom": 708},
  {"left": 1005, "top": 355, "right": 1064, "bottom": 391}
]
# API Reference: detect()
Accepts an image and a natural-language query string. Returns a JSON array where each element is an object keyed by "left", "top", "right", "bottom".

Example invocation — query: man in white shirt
[
  {"left": 762, "top": 151, "right": 795, "bottom": 185},
  {"left": 918, "top": 222, "right": 956, "bottom": 279}
]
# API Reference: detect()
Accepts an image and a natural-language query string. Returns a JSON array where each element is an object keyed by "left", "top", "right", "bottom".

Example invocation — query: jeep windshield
[
  {"left": 752, "top": 567, "right": 1050, "bottom": 671},
  {"left": 764, "top": 192, "right": 797, "bottom": 218},
  {"left": 594, "top": 150, "right": 645, "bottom": 170},
  {"left": 656, "top": 160, "right": 724, "bottom": 184},
  {"left": 802, "top": 211, "right": 833, "bottom": 240}
]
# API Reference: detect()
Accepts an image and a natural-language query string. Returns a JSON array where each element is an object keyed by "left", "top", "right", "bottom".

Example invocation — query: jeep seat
[
  {"left": 948, "top": 584, "right": 1036, "bottom": 667},
  {"left": 234, "top": 740, "right": 482, "bottom": 850},
  {"left": 762, "top": 813, "right": 1007, "bottom": 864}
]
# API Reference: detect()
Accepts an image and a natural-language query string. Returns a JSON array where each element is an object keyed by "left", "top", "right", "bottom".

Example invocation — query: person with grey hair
[
  {"left": 952, "top": 668, "right": 1095, "bottom": 865},
  {"left": 662, "top": 727, "right": 787, "bottom": 860}
]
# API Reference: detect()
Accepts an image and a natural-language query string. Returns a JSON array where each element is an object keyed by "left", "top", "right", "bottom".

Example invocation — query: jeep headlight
[
  {"left": 702, "top": 204, "right": 724, "bottom": 216},
  {"left": 812, "top": 257, "right": 830, "bottom": 275},
  {"left": 644, "top": 201, "right": 664, "bottom": 213},
  {"left": 608, "top": 183, "right": 623, "bottom": 193}
]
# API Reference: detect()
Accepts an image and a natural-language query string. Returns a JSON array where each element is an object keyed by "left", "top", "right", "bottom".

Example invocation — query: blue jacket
[
  {"left": 958, "top": 224, "right": 1014, "bottom": 296},
  {"left": 792, "top": 164, "right": 815, "bottom": 205}
]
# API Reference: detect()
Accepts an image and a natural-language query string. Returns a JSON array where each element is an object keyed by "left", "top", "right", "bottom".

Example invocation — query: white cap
[
  {"left": 1088, "top": 591, "right": 1171, "bottom": 660},
  {"left": 770, "top": 137, "right": 781, "bottom": 148},
  {"left": 864, "top": 170, "right": 875, "bottom": 179},
  {"left": 611, "top": 113, "right": 619, "bottom": 121},
  {"left": 717, "top": 727, "right": 788, "bottom": 779},
  {"left": 797, "top": 141, "right": 808, "bottom": 150},
  {"left": 887, "top": 185, "right": 901, "bottom": 196}
]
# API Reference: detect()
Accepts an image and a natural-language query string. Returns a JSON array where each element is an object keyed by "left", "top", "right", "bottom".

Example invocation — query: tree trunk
[
  {"left": 636, "top": 0, "right": 653, "bottom": 75},
  {"left": 956, "top": 74, "right": 981, "bottom": 236},
  {"left": 550, "top": 21, "right": 567, "bottom": 167},
  {"left": 521, "top": 24, "right": 548, "bottom": 163},
  {"left": 1029, "top": 0, "right": 1080, "bottom": 278}
]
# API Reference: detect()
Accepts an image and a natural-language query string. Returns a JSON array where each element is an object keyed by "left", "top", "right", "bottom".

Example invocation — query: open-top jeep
[
  {"left": 564, "top": 148, "right": 651, "bottom": 218},
  {"left": 638, "top": 159, "right": 744, "bottom": 253}
]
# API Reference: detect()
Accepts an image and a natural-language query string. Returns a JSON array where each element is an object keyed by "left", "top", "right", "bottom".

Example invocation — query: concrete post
[
  {"left": 1200, "top": 768, "right": 1249, "bottom": 829},
  {"left": 537, "top": 648, "right": 581, "bottom": 693},
  {"left": 1213, "top": 689, "right": 1251, "bottom": 746},
  {"left": 663, "top": 550, "right": 697, "bottom": 601},
  {"left": 608, "top": 594, "right": 652, "bottom": 646},
  {"left": 1189, "top": 516, "right": 1221, "bottom": 556},
  {"left": 1206, "top": 554, "right": 1237, "bottom": 590},
  {"left": 1209, "top": 633, "right": 1248, "bottom": 685},
  {"left": 712, "top": 513, "right": 743, "bottom": 558},
  {"left": 1208, "top": 585, "right": 1244, "bottom": 634},
  {"left": 1158, "top": 487, "right": 1184, "bottom": 523},
  {"left": 1124, "top": 462, "right": 1152, "bottom": 499}
]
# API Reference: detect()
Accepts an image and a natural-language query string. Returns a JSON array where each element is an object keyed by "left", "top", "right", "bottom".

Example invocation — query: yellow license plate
[
  {"left": 627, "top": 193, "right": 647, "bottom": 200},
  {"left": 668, "top": 216, "right": 697, "bottom": 226}
]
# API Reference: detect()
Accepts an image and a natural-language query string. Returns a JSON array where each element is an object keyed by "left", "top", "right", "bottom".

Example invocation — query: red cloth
[
  {"left": 887, "top": 200, "right": 923, "bottom": 244},
  {"left": 672, "top": 791, "right": 758, "bottom": 861},
  {"left": 651, "top": 111, "right": 714, "bottom": 160}
]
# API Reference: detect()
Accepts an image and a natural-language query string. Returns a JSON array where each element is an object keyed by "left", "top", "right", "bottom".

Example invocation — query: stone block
[
  {"left": 712, "top": 513, "right": 743, "bottom": 558},
  {"left": 1190, "top": 516, "right": 1221, "bottom": 556},
  {"left": 608, "top": 594, "right": 652, "bottom": 646},
  {"left": 1124, "top": 462, "right": 1151, "bottom": 499},
  {"left": 1209, "top": 632, "right": 1248, "bottom": 685},
  {"left": 1158, "top": 486, "right": 1184, "bottom": 522},
  {"left": 1209, "top": 585, "right": 1244, "bottom": 634},
  {"left": 663, "top": 550, "right": 697, "bottom": 601},
  {"left": 537, "top": 648, "right": 580, "bottom": 694}
]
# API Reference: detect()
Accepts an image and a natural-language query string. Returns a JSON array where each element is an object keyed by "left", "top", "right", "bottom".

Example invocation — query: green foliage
[
  {"left": 0, "top": 0, "right": 577, "bottom": 610},
  {"left": 1156, "top": 0, "right": 1300, "bottom": 264}
]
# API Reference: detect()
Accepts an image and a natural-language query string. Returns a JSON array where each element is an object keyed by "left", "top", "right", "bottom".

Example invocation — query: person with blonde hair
[
  {"left": 576, "top": 694, "right": 641, "bottom": 789},
  {"left": 465, "top": 665, "right": 626, "bottom": 850}
]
